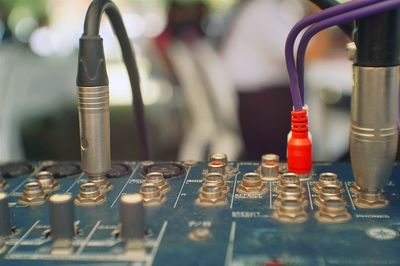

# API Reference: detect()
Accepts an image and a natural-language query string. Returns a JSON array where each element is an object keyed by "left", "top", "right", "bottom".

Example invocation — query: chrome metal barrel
[
  {"left": 78, "top": 86, "right": 111, "bottom": 177},
  {"left": 350, "top": 66, "right": 399, "bottom": 193}
]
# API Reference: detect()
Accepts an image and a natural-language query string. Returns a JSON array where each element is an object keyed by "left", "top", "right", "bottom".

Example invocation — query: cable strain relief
[
  {"left": 291, "top": 109, "right": 309, "bottom": 134},
  {"left": 76, "top": 35, "right": 109, "bottom": 87}
]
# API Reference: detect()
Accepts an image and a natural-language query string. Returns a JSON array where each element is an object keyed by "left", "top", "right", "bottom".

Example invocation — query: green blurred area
[{"left": 0, "top": 0, "right": 47, "bottom": 17}]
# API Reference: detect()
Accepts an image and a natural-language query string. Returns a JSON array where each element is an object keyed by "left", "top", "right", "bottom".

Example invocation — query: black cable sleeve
[
  {"left": 78, "top": 0, "right": 150, "bottom": 160},
  {"left": 354, "top": 8, "right": 400, "bottom": 66},
  {"left": 77, "top": 36, "right": 108, "bottom": 86},
  {"left": 309, "top": 0, "right": 354, "bottom": 37}
]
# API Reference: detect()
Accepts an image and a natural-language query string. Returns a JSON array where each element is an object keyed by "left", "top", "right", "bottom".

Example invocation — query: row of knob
[{"left": 0, "top": 191, "right": 145, "bottom": 254}]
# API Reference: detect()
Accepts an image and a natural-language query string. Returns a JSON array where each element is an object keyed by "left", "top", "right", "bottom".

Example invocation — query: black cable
[
  {"left": 79, "top": 0, "right": 150, "bottom": 160},
  {"left": 309, "top": 0, "right": 341, "bottom": 10}
]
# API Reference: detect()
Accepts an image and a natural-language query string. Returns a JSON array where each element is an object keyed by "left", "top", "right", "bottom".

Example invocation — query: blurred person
[
  {"left": 305, "top": 25, "right": 353, "bottom": 161},
  {"left": 153, "top": 0, "right": 207, "bottom": 83},
  {"left": 0, "top": 0, "right": 79, "bottom": 161},
  {"left": 222, "top": 0, "right": 306, "bottom": 160},
  {"left": 149, "top": 0, "right": 242, "bottom": 160}
]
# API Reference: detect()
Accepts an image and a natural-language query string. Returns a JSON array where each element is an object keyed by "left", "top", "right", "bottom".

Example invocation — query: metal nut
[
  {"left": 312, "top": 172, "right": 343, "bottom": 194},
  {"left": 206, "top": 153, "right": 237, "bottom": 180},
  {"left": 36, "top": 171, "right": 60, "bottom": 193},
  {"left": 89, "top": 176, "right": 112, "bottom": 192},
  {"left": 274, "top": 184, "right": 307, "bottom": 208},
  {"left": 19, "top": 181, "right": 48, "bottom": 206},
  {"left": 203, "top": 173, "right": 228, "bottom": 194},
  {"left": 297, "top": 172, "right": 312, "bottom": 181},
  {"left": 74, "top": 182, "right": 105, "bottom": 206},
  {"left": 261, "top": 154, "right": 279, "bottom": 164},
  {"left": 140, "top": 183, "right": 166, "bottom": 206},
  {"left": 196, "top": 185, "right": 227, "bottom": 206},
  {"left": 273, "top": 199, "right": 308, "bottom": 223},
  {"left": 314, "top": 186, "right": 344, "bottom": 208},
  {"left": 354, "top": 191, "right": 388, "bottom": 209},
  {"left": 183, "top": 160, "right": 198, "bottom": 167},
  {"left": 236, "top": 173, "right": 267, "bottom": 195},
  {"left": 315, "top": 199, "right": 351, "bottom": 223},
  {"left": 209, "top": 152, "right": 228, "bottom": 165},
  {"left": 207, "top": 161, "right": 225, "bottom": 176},
  {"left": 275, "top": 173, "right": 304, "bottom": 193},
  {"left": 145, "top": 172, "right": 170, "bottom": 193},
  {"left": 258, "top": 154, "right": 280, "bottom": 181}
]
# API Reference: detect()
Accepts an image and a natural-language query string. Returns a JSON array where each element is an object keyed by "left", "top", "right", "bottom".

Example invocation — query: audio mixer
[
  {"left": 2, "top": 0, "right": 400, "bottom": 265},
  {"left": 0, "top": 155, "right": 400, "bottom": 266}
]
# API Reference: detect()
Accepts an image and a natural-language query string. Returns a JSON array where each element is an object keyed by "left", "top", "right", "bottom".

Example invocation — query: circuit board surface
[{"left": 1, "top": 161, "right": 400, "bottom": 266}]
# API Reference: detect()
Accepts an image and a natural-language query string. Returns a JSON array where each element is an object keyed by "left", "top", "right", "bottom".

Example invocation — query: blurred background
[{"left": 0, "top": 0, "right": 353, "bottom": 163}]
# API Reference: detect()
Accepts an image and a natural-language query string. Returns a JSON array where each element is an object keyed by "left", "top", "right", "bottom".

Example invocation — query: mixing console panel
[{"left": 0, "top": 159, "right": 400, "bottom": 266}]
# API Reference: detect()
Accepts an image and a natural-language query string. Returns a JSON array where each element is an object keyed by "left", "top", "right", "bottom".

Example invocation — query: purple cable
[
  {"left": 296, "top": 0, "right": 400, "bottom": 99},
  {"left": 285, "top": 0, "right": 384, "bottom": 111}
]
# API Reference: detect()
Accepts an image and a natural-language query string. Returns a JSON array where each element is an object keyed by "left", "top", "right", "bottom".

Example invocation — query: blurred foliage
[{"left": 0, "top": 0, "right": 47, "bottom": 16}]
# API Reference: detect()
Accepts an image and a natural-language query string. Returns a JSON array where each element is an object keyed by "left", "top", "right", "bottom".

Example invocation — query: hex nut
[
  {"left": 145, "top": 172, "right": 170, "bottom": 193},
  {"left": 207, "top": 161, "right": 225, "bottom": 176},
  {"left": 183, "top": 160, "right": 198, "bottom": 167},
  {"left": 312, "top": 172, "right": 343, "bottom": 194},
  {"left": 274, "top": 184, "right": 307, "bottom": 208},
  {"left": 297, "top": 172, "right": 312, "bottom": 181},
  {"left": 259, "top": 161, "right": 280, "bottom": 181},
  {"left": 140, "top": 183, "right": 166, "bottom": 206},
  {"left": 89, "top": 176, "right": 112, "bottom": 192},
  {"left": 196, "top": 185, "right": 227, "bottom": 206},
  {"left": 261, "top": 154, "right": 279, "bottom": 164},
  {"left": 236, "top": 173, "right": 267, "bottom": 195},
  {"left": 36, "top": 171, "right": 60, "bottom": 193},
  {"left": 315, "top": 199, "right": 351, "bottom": 223},
  {"left": 19, "top": 181, "right": 48, "bottom": 206},
  {"left": 203, "top": 173, "right": 229, "bottom": 194},
  {"left": 275, "top": 173, "right": 304, "bottom": 193},
  {"left": 74, "top": 182, "right": 106, "bottom": 206},
  {"left": 209, "top": 152, "right": 228, "bottom": 165},
  {"left": 354, "top": 191, "right": 388, "bottom": 209},
  {"left": 314, "top": 186, "right": 344, "bottom": 208},
  {"left": 273, "top": 199, "right": 308, "bottom": 223}
]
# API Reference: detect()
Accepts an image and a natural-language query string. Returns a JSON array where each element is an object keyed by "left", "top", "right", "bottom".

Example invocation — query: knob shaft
[
  {"left": 49, "top": 194, "right": 75, "bottom": 241},
  {"left": 120, "top": 193, "right": 145, "bottom": 241},
  {"left": 0, "top": 192, "right": 12, "bottom": 238}
]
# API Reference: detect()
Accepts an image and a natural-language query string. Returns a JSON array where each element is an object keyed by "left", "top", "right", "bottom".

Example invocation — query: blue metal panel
[{"left": 1, "top": 161, "right": 399, "bottom": 266}]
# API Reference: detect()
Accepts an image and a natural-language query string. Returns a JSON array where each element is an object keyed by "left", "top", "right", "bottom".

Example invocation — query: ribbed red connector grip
[{"left": 287, "top": 109, "right": 312, "bottom": 174}]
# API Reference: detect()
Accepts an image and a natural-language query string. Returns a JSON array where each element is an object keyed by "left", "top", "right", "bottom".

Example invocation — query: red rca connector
[{"left": 287, "top": 109, "right": 312, "bottom": 174}]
